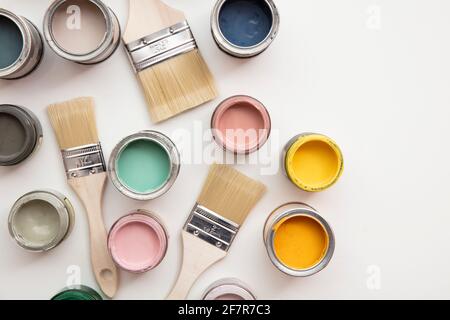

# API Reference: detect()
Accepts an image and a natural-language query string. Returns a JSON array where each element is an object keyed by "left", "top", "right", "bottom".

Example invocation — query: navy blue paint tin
[{"left": 211, "top": 0, "right": 279, "bottom": 58}]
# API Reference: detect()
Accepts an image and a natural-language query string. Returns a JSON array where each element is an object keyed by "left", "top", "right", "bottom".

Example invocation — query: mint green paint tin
[
  {"left": 109, "top": 131, "right": 180, "bottom": 201},
  {"left": 51, "top": 285, "right": 103, "bottom": 300}
]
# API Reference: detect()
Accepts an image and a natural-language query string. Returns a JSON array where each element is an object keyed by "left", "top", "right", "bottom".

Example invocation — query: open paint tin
[
  {"left": 283, "top": 133, "right": 344, "bottom": 192},
  {"left": 211, "top": 0, "right": 280, "bottom": 58},
  {"left": 202, "top": 278, "right": 256, "bottom": 300},
  {"left": 263, "top": 202, "right": 335, "bottom": 277},
  {"left": 43, "top": 0, "right": 120, "bottom": 64},
  {"left": 51, "top": 285, "right": 103, "bottom": 300},
  {"left": 8, "top": 190, "right": 75, "bottom": 252},
  {"left": 0, "top": 105, "right": 43, "bottom": 166},
  {"left": 0, "top": 8, "right": 44, "bottom": 79},
  {"left": 109, "top": 130, "right": 180, "bottom": 201},
  {"left": 108, "top": 210, "right": 168, "bottom": 273},
  {"left": 211, "top": 95, "right": 271, "bottom": 154}
]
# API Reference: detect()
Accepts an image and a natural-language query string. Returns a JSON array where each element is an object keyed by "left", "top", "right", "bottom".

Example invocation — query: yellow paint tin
[{"left": 283, "top": 133, "right": 344, "bottom": 192}]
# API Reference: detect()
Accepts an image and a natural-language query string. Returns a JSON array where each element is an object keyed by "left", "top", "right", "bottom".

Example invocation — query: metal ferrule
[
  {"left": 184, "top": 204, "right": 240, "bottom": 252},
  {"left": 62, "top": 143, "right": 106, "bottom": 179},
  {"left": 125, "top": 21, "right": 197, "bottom": 73}
]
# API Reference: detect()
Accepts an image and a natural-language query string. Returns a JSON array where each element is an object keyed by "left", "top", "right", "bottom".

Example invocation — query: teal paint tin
[
  {"left": 0, "top": 8, "right": 44, "bottom": 79},
  {"left": 51, "top": 285, "right": 103, "bottom": 300},
  {"left": 109, "top": 131, "right": 180, "bottom": 201}
]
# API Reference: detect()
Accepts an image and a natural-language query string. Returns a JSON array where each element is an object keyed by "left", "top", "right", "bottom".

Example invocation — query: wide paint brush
[
  {"left": 123, "top": 0, "right": 218, "bottom": 123},
  {"left": 47, "top": 97, "right": 118, "bottom": 298},
  {"left": 167, "top": 164, "right": 266, "bottom": 300}
]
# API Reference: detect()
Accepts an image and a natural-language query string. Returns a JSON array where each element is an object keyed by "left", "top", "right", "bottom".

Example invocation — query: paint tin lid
[
  {"left": 0, "top": 104, "right": 42, "bottom": 166},
  {"left": 51, "top": 285, "right": 103, "bottom": 300},
  {"left": 202, "top": 278, "right": 256, "bottom": 300}
]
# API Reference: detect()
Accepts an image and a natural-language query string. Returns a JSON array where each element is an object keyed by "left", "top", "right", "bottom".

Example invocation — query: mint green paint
[{"left": 116, "top": 139, "right": 171, "bottom": 193}]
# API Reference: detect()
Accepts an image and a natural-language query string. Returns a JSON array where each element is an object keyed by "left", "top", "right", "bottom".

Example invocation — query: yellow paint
[
  {"left": 273, "top": 215, "right": 329, "bottom": 270},
  {"left": 286, "top": 134, "right": 343, "bottom": 192}
]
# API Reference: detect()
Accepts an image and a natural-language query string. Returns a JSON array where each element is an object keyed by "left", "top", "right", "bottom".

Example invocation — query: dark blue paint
[
  {"left": 0, "top": 16, "right": 23, "bottom": 69},
  {"left": 219, "top": 0, "right": 273, "bottom": 48}
]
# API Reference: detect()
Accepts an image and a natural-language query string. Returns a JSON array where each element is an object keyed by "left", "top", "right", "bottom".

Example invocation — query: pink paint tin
[
  {"left": 107, "top": 210, "right": 168, "bottom": 273},
  {"left": 211, "top": 95, "right": 271, "bottom": 154}
]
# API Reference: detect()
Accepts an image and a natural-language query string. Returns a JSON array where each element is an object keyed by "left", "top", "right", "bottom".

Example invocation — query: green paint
[
  {"left": 51, "top": 286, "right": 102, "bottom": 300},
  {"left": 0, "top": 15, "right": 23, "bottom": 69},
  {"left": 117, "top": 139, "right": 171, "bottom": 194}
]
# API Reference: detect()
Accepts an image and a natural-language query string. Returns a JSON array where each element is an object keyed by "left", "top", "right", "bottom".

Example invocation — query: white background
[{"left": 1, "top": 0, "right": 450, "bottom": 300}]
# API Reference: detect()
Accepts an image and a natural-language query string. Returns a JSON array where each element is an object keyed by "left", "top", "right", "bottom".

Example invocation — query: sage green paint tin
[
  {"left": 51, "top": 285, "right": 102, "bottom": 300},
  {"left": 8, "top": 190, "right": 75, "bottom": 252},
  {"left": 109, "top": 131, "right": 180, "bottom": 201}
]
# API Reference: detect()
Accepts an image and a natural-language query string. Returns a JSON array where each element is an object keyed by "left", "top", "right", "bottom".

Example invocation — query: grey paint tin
[
  {"left": 263, "top": 202, "right": 335, "bottom": 277},
  {"left": 8, "top": 190, "right": 75, "bottom": 252},
  {"left": 0, "top": 104, "right": 43, "bottom": 166},
  {"left": 43, "top": 0, "right": 121, "bottom": 64},
  {"left": 202, "top": 278, "right": 256, "bottom": 300},
  {"left": 211, "top": 0, "right": 280, "bottom": 58},
  {"left": 0, "top": 9, "right": 44, "bottom": 80}
]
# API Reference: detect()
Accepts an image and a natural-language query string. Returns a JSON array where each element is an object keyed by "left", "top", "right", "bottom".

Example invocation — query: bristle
[
  {"left": 47, "top": 97, "right": 99, "bottom": 150},
  {"left": 138, "top": 50, "right": 218, "bottom": 123},
  {"left": 197, "top": 164, "right": 266, "bottom": 225}
]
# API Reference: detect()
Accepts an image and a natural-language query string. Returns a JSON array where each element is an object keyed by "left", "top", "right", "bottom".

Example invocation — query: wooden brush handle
[
  {"left": 123, "top": 0, "right": 186, "bottom": 44},
  {"left": 167, "top": 231, "right": 227, "bottom": 300},
  {"left": 68, "top": 173, "right": 119, "bottom": 299}
]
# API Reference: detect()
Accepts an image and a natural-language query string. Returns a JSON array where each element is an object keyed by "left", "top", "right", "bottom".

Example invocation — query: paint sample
[
  {"left": 12, "top": 200, "right": 61, "bottom": 248},
  {"left": 108, "top": 213, "right": 167, "bottom": 273},
  {"left": 116, "top": 139, "right": 171, "bottom": 193},
  {"left": 0, "top": 113, "right": 26, "bottom": 158},
  {"left": 215, "top": 294, "right": 245, "bottom": 300},
  {"left": 212, "top": 96, "right": 271, "bottom": 153},
  {"left": 273, "top": 215, "right": 329, "bottom": 270},
  {"left": 219, "top": 0, "right": 273, "bottom": 47},
  {"left": 0, "top": 15, "right": 23, "bottom": 69},
  {"left": 292, "top": 140, "right": 340, "bottom": 189},
  {"left": 51, "top": 0, "right": 107, "bottom": 55}
]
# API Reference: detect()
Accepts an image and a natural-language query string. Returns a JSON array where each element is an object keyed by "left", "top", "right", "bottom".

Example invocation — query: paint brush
[
  {"left": 123, "top": 0, "right": 218, "bottom": 123},
  {"left": 167, "top": 164, "right": 266, "bottom": 300},
  {"left": 47, "top": 97, "right": 118, "bottom": 298}
]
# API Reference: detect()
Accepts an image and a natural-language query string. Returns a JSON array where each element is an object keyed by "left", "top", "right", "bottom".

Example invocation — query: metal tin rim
[
  {"left": 8, "top": 190, "right": 74, "bottom": 252},
  {"left": 107, "top": 210, "right": 168, "bottom": 273},
  {"left": 211, "top": 95, "right": 272, "bottom": 154},
  {"left": 211, "top": 0, "right": 280, "bottom": 58},
  {"left": 0, "top": 9, "right": 34, "bottom": 77},
  {"left": 0, "top": 104, "right": 43, "bottom": 166},
  {"left": 282, "top": 133, "right": 344, "bottom": 192},
  {"left": 108, "top": 130, "right": 180, "bottom": 201},
  {"left": 264, "top": 203, "right": 335, "bottom": 277},
  {"left": 202, "top": 278, "right": 256, "bottom": 300},
  {"left": 43, "top": 0, "right": 118, "bottom": 63}
]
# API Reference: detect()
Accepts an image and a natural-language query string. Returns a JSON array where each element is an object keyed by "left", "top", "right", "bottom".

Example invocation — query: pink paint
[
  {"left": 212, "top": 95, "right": 271, "bottom": 154},
  {"left": 108, "top": 212, "right": 168, "bottom": 273}
]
